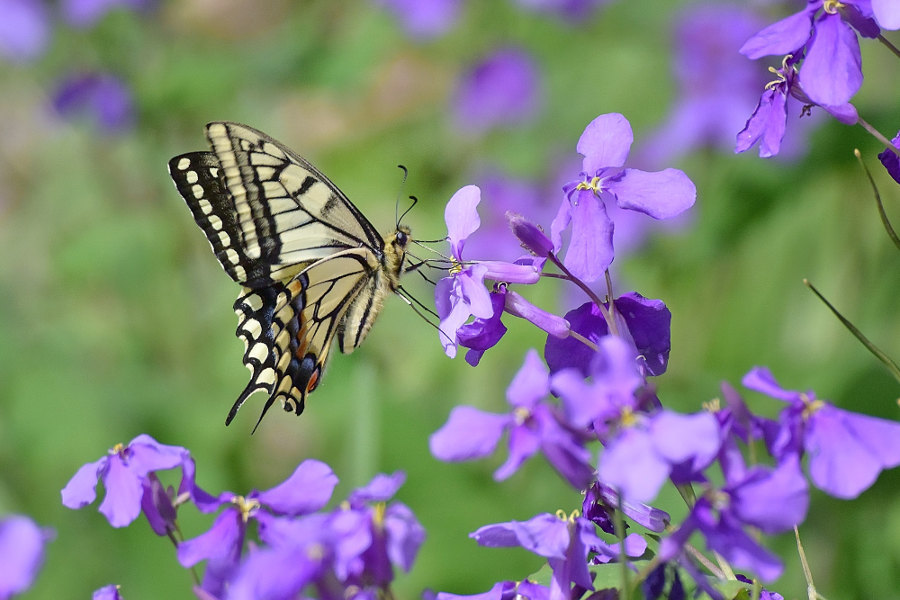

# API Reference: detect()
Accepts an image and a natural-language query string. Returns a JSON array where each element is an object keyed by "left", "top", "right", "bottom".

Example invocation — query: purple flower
[
  {"left": 229, "top": 472, "right": 423, "bottom": 600},
  {"left": 456, "top": 287, "right": 508, "bottom": 366},
  {"left": 735, "top": 55, "right": 857, "bottom": 158},
  {"left": 743, "top": 366, "right": 900, "bottom": 499},
  {"left": 374, "top": 0, "right": 461, "bottom": 39},
  {"left": 436, "top": 579, "right": 549, "bottom": 600},
  {"left": 739, "top": 1, "right": 879, "bottom": 106},
  {"left": 471, "top": 512, "right": 645, "bottom": 599},
  {"left": 512, "top": 0, "right": 609, "bottom": 21},
  {"left": 430, "top": 349, "right": 594, "bottom": 489},
  {"left": 582, "top": 481, "right": 670, "bottom": 534},
  {"left": 177, "top": 459, "right": 338, "bottom": 597},
  {"left": 0, "top": 515, "right": 53, "bottom": 598},
  {"left": 61, "top": 434, "right": 194, "bottom": 528},
  {"left": 659, "top": 454, "right": 808, "bottom": 582},
  {"left": 60, "top": 0, "right": 152, "bottom": 27},
  {"left": 52, "top": 72, "right": 135, "bottom": 132},
  {"left": 597, "top": 409, "right": 721, "bottom": 503},
  {"left": 545, "top": 293, "right": 671, "bottom": 378},
  {"left": 553, "top": 113, "right": 696, "bottom": 281},
  {"left": 639, "top": 5, "right": 767, "bottom": 165},
  {"left": 0, "top": 0, "right": 50, "bottom": 62},
  {"left": 92, "top": 584, "right": 123, "bottom": 600},
  {"left": 507, "top": 213, "right": 554, "bottom": 258},
  {"left": 435, "top": 185, "right": 542, "bottom": 358},
  {"left": 453, "top": 47, "right": 541, "bottom": 133},
  {"left": 878, "top": 129, "right": 900, "bottom": 184}
]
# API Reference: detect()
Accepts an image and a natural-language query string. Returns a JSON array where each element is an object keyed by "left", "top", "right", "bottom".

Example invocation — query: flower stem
[
  {"left": 614, "top": 493, "right": 632, "bottom": 600},
  {"left": 568, "top": 330, "right": 599, "bottom": 352},
  {"left": 856, "top": 115, "right": 900, "bottom": 156},
  {"left": 853, "top": 149, "right": 900, "bottom": 250},
  {"left": 547, "top": 251, "right": 611, "bottom": 319},
  {"left": 877, "top": 33, "right": 900, "bottom": 60}
]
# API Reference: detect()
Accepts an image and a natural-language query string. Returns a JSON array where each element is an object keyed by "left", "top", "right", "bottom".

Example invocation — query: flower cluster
[
  {"left": 60, "top": 434, "right": 425, "bottom": 600},
  {"left": 736, "top": 0, "right": 900, "bottom": 157},
  {"left": 428, "top": 110, "right": 900, "bottom": 597}
]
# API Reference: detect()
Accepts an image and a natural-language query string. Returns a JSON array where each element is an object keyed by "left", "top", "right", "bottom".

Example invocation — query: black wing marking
[{"left": 229, "top": 248, "right": 382, "bottom": 429}]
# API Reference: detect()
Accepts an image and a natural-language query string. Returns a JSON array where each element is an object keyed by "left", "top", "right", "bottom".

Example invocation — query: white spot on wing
[{"left": 177, "top": 157, "right": 191, "bottom": 170}]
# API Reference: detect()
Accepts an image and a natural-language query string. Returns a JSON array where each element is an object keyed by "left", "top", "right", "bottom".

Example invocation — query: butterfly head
[{"left": 384, "top": 225, "right": 411, "bottom": 290}]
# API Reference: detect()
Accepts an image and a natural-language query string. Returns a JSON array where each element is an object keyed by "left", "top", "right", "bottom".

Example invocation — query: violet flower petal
[
  {"left": 577, "top": 113, "right": 633, "bottom": 172},
  {"left": 599, "top": 428, "right": 670, "bottom": 503},
  {"left": 800, "top": 13, "right": 863, "bottom": 106},
  {"left": 98, "top": 456, "right": 143, "bottom": 527},
  {"left": 563, "top": 188, "right": 614, "bottom": 281},
  {"left": 471, "top": 513, "right": 569, "bottom": 559},
  {"left": 608, "top": 168, "right": 696, "bottom": 220},
  {"left": 731, "top": 456, "right": 808, "bottom": 533},
  {"left": 446, "top": 185, "right": 481, "bottom": 257},
  {"left": 384, "top": 501, "right": 426, "bottom": 571},
  {"left": 739, "top": 10, "right": 814, "bottom": 59},
  {"left": 0, "top": 0, "right": 50, "bottom": 62},
  {"left": 255, "top": 459, "right": 337, "bottom": 515},
  {"left": 735, "top": 88, "right": 787, "bottom": 158},
  {"left": 430, "top": 406, "right": 509, "bottom": 461},
  {"left": 61, "top": 457, "right": 107, "bottom": 509}
]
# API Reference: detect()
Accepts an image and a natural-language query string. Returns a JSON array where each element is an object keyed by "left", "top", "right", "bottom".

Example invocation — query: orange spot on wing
[{"left": 306, "top": 368, "right": 320, "bottom": 393}]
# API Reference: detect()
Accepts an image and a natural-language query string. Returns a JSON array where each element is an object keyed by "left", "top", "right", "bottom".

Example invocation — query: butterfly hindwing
[
  {"left": 170, "top": 122, "right": 410, "bottom": 429},
  {"left": 229, "top": 248, "right": 380, "bottom": 427}
]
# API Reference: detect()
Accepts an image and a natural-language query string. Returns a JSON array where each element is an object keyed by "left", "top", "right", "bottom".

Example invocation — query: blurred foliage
[{"left": 1, "top": 0, "right": 899, "bottom": 598}]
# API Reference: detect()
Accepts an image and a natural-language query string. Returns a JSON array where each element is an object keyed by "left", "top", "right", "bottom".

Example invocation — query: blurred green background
[{"left": 1, "top": 0, "right": 899, "bottom": 598}]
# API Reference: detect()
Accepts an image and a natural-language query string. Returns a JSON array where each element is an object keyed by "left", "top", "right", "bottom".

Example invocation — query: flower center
[
  {"left": 231, "top": 495, "right": 261, "bottom": 522},
  {"left": 555, "top": 508, "right": 581, "bottom": 523},
  {"left": 823, "top": 0, "right": 845, "bottom": 14},
  {"left": 800, "top": 393, "right": 824, "bottom": 420},
  {"left": 575, "top": 175, "right": 602, "bottom": 198},
  {"left": 448, "top": 256, "right": 463, "bottom": 276},
  {"left": 513, "top": 406, "right": 531, "bottom": 425},
  {"left": 764, "top": 55, "right": 793, "bottom": 91}
]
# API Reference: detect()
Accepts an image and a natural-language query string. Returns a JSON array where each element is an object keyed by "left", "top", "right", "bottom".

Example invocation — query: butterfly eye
[{"left": 395, "top": 230, "right": 408, "bottom": 247}]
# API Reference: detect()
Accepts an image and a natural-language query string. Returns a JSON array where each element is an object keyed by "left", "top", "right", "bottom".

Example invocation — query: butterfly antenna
[
  {"left": 395, "top": 165, "right": 410, "bottom": 227},
  {"left": 398, "top": 195, "right": 418, "bottom": 226},
  {"left": 397, "top": 285, "right": 441, "bottom": 320}
]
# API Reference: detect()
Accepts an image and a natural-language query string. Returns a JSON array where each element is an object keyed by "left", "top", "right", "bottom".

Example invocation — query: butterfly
[{"left": 168, "top": 122, "right": 411, "bottom": 429}]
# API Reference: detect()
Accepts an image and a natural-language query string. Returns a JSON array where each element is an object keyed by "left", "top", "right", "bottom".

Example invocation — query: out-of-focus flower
[
  {"left": 0, "top": 515, "right": 53, "bottom": 599},
  {"left": 0, "top": 0, "right": 50, "bottom": 62},
  {"left": 52, "top": 72, "right": 135, "bottom": 132},
  {"left": 659, "top": 454, "right": 808, "bottom": 582},
  {"left": 453, "top": 47, "right": 541, "bottom": 134},
  {"left": 60, "top": 0, "right": 153, "bottom": 28},
  {"left": 640, "top": 5, "right": 766, "bottom": 165},
  {"left": 177, "top": 459, "right": 337, "bottom": 598},
  {"left": 471, "top": 511, "right": 645, "bottom": 599},
  {"left": 374, "top": 0, "right": 462, "bottom": 39},
  {"left": 430, "top": 349, "right": 594, "bottom": 489},
  {"left": 61, "top": 434, "right": 194, "bottom": 528},
  {"left": 743, "top": 366, "right": 900, "bottom": 499},
  {"left": 92, "top": 584, "right": 123, "bottom": 600},
  {"left": 512, "top": 0, "right": 609, "bottom": 22},
  {"left": 228, "top": 472, "right": 424, "bottom": 600},
  {"left": 553, "top": 113, "right": 696, "bottom": 281}
]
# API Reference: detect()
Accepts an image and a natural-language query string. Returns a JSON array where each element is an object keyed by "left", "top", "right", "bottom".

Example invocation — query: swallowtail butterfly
[{"left": 169, "top": 122, "right": 410, "bottom": 429}]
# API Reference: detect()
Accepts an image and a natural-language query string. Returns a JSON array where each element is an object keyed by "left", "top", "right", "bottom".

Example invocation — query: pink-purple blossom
[{"left": 0, "top": 515, "right": 53, "bottom": 598}]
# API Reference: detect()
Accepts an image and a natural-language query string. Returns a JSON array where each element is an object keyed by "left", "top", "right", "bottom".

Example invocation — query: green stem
[
  {"left": 614, "top": 493, "right": 632, "bottom": 600},
  {"left": 853, "top": 149, "right": 900, "bottom": 250},
  {"left": 877, "top": 33, "right": 900, "bottom": 60},
  {"left": 803, "top": 279, "right": 900, "bottom": 383},
  {"left": 856, "top": 116, "right": 900, "bottom": 157}
]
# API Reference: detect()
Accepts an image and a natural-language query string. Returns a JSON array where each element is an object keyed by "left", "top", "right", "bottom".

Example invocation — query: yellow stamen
[
  {"left": 703, "top": 397, "right": 721, "bottom": 413},
  {"left": 801, "top": 393, "right": 824, "bottom": 420},
  {"left": 513, "top": 406, "right": 531, "bottom": 425},
  {"left": 231, "top": 495, "right": 261, "bottom": 523},
  {"left": 823, "top": 0, "right": 845, "bottom": 14}
]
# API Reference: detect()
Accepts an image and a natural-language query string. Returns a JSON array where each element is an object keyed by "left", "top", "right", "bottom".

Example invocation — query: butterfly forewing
[{"left": 169, "top": 122, "right": 409, "bottom": 429}]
